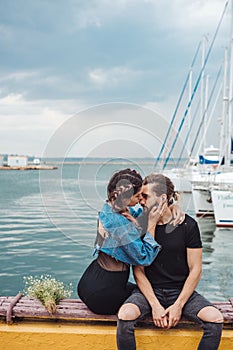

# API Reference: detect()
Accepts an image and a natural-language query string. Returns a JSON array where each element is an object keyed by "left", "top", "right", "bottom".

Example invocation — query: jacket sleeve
[{"left": 98, "top": 210, "right": 161, "bottom": 266}]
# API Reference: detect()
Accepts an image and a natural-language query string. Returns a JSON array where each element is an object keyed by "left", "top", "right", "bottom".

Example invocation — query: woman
[{"left": 77, "top": 169, "right": 180, "bottom": 315}]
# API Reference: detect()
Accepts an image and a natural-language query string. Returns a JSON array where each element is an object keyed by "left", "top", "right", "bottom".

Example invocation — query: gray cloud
[{"left": 0, "top": 0, "right": 229, "bottom": 155}]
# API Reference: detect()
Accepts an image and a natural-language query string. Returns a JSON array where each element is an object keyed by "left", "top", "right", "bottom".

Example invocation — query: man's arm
[
  {"left": 133, "top": 266, "right": 168, "bottom": 328},
  {"left": 162, "top": 248, "right": 202, "bottom": 328}
]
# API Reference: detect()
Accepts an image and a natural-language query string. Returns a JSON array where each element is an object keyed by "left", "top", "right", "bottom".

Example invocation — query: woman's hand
[
  {"left": 170, "top": 203, "right": 185, "bottom": 226},
  {"left": 147, "top": 201, "right": 166, "bottom": 234}
]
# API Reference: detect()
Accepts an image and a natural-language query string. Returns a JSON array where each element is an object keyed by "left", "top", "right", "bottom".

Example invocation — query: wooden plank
[{"left": 1, "top": 296, "right": 233, "bottom": 327}]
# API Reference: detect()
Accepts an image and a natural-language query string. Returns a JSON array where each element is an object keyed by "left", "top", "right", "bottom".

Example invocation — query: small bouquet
[{"left": 24, "top": 274, "right": 73, "bottom": 313}]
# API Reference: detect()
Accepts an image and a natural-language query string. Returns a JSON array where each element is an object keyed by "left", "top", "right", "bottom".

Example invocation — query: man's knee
[
  {"left": 117, "top": 303, "right": 140, "bottom": 340},
  {"left": 118, "top": 303, "right": 141, "bottom": 321},
  {"left": 197, "top": 306, "right": 224, "bottom": 323}
]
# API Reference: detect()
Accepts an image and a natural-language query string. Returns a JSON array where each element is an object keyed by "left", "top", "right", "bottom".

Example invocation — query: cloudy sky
[{"left": 0, "top": 0, "right": 231, "bottom": 158}]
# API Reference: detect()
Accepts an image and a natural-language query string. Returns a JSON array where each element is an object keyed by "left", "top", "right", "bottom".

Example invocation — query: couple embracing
[{"left": 78, "top": 168, "right": 223, "bottom": 350}]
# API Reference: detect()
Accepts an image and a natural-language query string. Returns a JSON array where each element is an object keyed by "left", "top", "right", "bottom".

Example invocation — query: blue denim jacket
[{"left": 94, "top": 203, "right": 161, "bottom": 266}]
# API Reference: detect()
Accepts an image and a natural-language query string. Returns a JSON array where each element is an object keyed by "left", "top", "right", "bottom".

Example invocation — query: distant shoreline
[
  {"left": 0, "top": 157, "right": 188, "bottom": 168},
  {"left": 41, "top": 157, "right": 187, "bottom": 166},
  {"left": 45, "top": 161, "right": 156, "bottom": 165},
  {"left": 0, "top": 165, "right": 58, "bottom": 171}
]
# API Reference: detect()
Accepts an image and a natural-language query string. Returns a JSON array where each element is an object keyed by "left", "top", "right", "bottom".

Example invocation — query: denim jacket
[{"left": 94, "top": 203, "right": 161, "bottom": 266}]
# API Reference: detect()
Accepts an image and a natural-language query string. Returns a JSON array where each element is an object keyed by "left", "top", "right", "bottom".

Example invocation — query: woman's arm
[
  {"left": 98, "top": 209, "right": 161, "bottom": 266},
  {"left": 99, "top": 225, "right": 161, "bottom": 266},
  {"left": 170, "top": 203, "right": 185, "bottom": 226}
]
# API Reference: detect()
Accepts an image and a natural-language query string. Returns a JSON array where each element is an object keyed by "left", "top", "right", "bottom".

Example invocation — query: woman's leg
[{"left": 78, "top": 260, "right": 132, "bottom": 314}]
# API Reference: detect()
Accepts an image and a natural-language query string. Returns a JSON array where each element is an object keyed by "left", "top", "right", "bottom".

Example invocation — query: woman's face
[{"left": 127, "top": 189, "right": 142, "bottom": 207}]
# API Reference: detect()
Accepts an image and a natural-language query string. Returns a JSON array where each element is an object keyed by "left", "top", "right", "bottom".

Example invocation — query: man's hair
[{"left": 143, "top": 173, "right": 179, "bottom": 205}]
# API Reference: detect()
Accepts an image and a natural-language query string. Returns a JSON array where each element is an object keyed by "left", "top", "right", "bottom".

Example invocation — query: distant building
[
  {"left": 7, "top": 155, "right": 28, "bottom": 167},
  {"left": 0, "top": 155, "right": 4, "bottom": 166},
  {"left": 33, "top": 158, "right": 40, "bottom": 165}
]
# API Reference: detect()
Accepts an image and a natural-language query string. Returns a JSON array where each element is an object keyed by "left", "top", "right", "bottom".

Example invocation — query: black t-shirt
[{"left": 145, "top": 214, "right": 202, "bottom": 289}]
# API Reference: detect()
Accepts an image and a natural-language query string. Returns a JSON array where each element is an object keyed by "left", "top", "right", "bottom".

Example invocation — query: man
[{"left": 117, "top": 173, "right": 223, "bottom": 350}]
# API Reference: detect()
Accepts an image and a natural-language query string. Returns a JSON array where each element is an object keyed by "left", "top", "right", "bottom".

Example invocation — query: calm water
[{"left": 0, "top": 162, "right": 233, "bottom": 301}]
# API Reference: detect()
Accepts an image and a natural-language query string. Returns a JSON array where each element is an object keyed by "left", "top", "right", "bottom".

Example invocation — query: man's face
[{"left": 140, "top": 184, "right": 158, "bottom": 210}]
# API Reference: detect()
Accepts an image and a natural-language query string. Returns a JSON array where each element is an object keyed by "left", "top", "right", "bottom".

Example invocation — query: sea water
[{"left": 0, "top": 161, "right": 232, "bottom": 301}]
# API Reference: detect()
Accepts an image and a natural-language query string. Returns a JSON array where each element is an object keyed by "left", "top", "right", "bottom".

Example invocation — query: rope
[{"left": 6, "top": 292, "right": 23, "bottom": 324}]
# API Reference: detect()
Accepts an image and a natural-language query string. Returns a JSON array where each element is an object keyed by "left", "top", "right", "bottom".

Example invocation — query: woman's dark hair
[
  {"left": 107, "top": 168, "right": 142, "bottom": 210},
  {"left": 143, "top": 173, "right": 179, "bottom": 206}
]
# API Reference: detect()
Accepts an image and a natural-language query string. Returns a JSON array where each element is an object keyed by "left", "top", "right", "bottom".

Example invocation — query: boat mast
[
  {"left": 226, "top": 0, "right": 233, "bottom": 167},
  {"left": 218, "top": 48, "right": 228, "bottom": 168},
  {"left": 203, "top": 73, "right": 209, "bottom": 153},
  {"left": 187, "top": 66, "right": 192, "bottom": 159},
  {"left": 200, "top": 36, "right": 207, "bottom": 154}
]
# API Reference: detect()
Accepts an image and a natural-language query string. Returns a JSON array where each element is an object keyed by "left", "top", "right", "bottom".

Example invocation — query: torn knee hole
[
  {"left": 118, "top": 303, "right": 141, "bottom": 321},
  {"left": 197, "top": 306, "right": 224, "bottom": 323}
]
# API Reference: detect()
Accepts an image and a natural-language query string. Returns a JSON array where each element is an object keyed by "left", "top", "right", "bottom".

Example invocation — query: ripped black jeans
[{"left": 117, "top": 288, "right": 223, "bottom": 350}]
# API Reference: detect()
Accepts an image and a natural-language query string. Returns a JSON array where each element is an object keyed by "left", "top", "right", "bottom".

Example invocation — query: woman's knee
[
  {"left": 197, "top": 306, "right": 224, "bottom": 323},
  {"left": 118, "top": 303, "right": 141, "bottom": 321}
]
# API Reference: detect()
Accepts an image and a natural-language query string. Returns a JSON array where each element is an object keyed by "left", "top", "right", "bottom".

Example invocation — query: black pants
[
  {"left": 117, "top": 288, "right": 223, "bottom": 350},
  {"left": 77, "top": 259, "right": 136, "bottom": 314}
]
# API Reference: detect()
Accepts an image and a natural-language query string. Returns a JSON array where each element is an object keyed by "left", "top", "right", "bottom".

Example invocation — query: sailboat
[
  {"left": 199, "top": 145, "right": 220, "bottom": 165},
  {"left": 157, "top": 1, "right": 232, "bottom": 225},
  {"left": 157, "top": 3, "right": 229, "bottom": 195},
  {"left": 191, "top": 1, "right": 233, "bottom": 227}
]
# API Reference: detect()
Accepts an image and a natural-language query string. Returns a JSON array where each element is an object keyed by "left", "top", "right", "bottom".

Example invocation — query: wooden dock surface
[
  {"left": 1, "top": 295, "right": 233, "bottom": 350},
  {"left": 0, "top": 294, "right": 233, "bottom": 327}
]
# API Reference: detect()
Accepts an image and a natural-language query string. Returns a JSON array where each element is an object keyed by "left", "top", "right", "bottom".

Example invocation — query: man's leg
[
  {"left": 182, "top": 291, "right": 223, "bottom": 350},
  {"left": 196, "top": 305, "right": 223, "bottom": 350},
  {"left": 117, "top": 289, "right": 151, "bottom": 350}
]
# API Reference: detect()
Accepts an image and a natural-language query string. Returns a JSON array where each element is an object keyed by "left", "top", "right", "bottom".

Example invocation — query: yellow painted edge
[{"left": 0, "top": 322, "right": 233, "bottom": 350}]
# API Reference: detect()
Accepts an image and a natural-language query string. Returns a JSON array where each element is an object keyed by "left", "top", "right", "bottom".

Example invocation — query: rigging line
[
  {"left": 177, "top": 65, "right": 222, "bottom": 166},
  {"left": 176, "top": 99, "right": 200, "bottom": 167},
  {"left": 178, "top": 72, "right": 222, "bottom": 167},
  {"left": 196, "top": 85, "right": 222, "bottom": 160},
  {"left": 154, "top": 40, "right": 202, "bottom": 169},
  {"left": 189, "top": 65, "right": 222, "bottom": 158},
  {"left": 162, "top": 0, "right": 229, "bottom": 170}
]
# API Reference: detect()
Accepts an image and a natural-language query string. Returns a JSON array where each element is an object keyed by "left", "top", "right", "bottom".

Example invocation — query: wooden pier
[{"left": 0, "top": 294, "right": 233, "bottom": 349}]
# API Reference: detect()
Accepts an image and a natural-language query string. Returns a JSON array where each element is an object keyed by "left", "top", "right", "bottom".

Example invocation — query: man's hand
[
  {"left": 151, "top": 304, "right": 169, "bottom": 328},
  {"left": 162, "top": 303, "right": 182, "bottom": 328}
]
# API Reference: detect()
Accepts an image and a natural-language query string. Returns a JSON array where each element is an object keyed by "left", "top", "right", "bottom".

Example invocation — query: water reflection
[
  {"left": 197, "top": 217, "right": 233, "bottom": 301},
  {"left": 0, "top": 168, "right": 233, "bottom": 301},
  {"left": 198, "top": 217, "right": 216, "bottom": 258}
]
